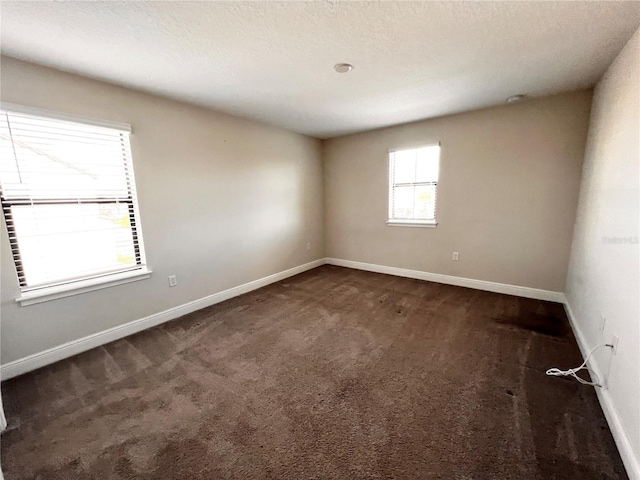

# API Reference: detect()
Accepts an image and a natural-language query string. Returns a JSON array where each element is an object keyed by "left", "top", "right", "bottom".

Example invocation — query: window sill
[
  {"left": 16, "top": 268, "right": 152, "bottom": 306},
  {"left": 387, "top": 220, "right": 438, "bottom": 228}
]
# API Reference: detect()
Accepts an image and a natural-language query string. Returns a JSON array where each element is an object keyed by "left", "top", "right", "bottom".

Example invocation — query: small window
[
  {"left": 388, "top": 145, "right": 440, "bottom": 227},
  {"left": 0, "top": 106, "right": 148, "bottom": 297}
]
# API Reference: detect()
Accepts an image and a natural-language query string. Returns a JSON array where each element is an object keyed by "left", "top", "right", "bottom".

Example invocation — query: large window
[
  {"left": 0, "top": 105, "right": 148, "bottom": 303},
  {"left": 388, "top": 144, "right": 440, "bottom": 226}
]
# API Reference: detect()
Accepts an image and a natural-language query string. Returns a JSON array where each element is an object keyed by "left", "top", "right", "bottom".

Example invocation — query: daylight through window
[
  {"left": 0, "top": 107, "right": 147, "bottom": 291},
  {"left": 388, "top": 145, "right": 440, "bottom": 225}
]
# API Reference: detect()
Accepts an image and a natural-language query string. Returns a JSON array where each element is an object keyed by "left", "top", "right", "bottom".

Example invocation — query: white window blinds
[
  {"left": 0, "top": 108, "right": 147, "bottom": 290},
  {"left": 388, "top": 145, "right": 440, "bottom": 223}
]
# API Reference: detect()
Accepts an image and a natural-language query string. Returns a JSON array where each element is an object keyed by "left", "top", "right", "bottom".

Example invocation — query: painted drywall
[
  {"left": 3, "top": 2, "right": 640, "bottom": 138},
  {"left": 0, "top": 56, "right": 324, "bottom": 364},
  {"left": 565, "top": 28, "right": 640, "bottom": 475},
  {"left": 323, "top": 90, "right": 592, "bottom": 292}
]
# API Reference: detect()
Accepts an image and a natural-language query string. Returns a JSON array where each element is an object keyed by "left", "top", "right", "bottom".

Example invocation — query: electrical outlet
[
  {"left": 168, "top": 275, "right": 177, "bottom": 287},
  {"left": 452, "top": 252, "right": 459, "bottom": 261},
  {"left": 610, "top": 335, "right": 619, "bottom": 355},
  {"left": 306, "top": 242, "right": 311, "bottom": 250}
]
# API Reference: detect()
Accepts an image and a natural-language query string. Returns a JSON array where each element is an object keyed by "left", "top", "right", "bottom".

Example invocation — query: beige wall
[
  {"left": 565, "top": 28, "right": 640, "bottom": 474},
  {"left": 0, "top": 56, "right": 324, "bottom": 364},
  {"left": 324, "top": 90, "right": 592, "bottom": 292}
]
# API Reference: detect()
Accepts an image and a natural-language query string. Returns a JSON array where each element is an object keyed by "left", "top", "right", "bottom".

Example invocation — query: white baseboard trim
[
  {"left": 562, "top": 298, "right": 639, "bottom": 480},
  {"left": 0, "top": 259, "right": 325, "bottom": 381},
  {"left": 3, "top": 256, "right": 633, "bottom": 478},
  {"left": 325, "top": 258, "right": 564, "bottom": 302}
]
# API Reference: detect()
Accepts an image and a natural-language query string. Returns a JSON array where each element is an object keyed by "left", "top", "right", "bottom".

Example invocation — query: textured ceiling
[{"left": 1, "top": 1, "right": 639, "bottom": 138}]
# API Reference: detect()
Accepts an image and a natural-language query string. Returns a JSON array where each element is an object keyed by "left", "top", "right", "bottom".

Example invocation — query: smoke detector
[{"left": 334, "top": 63, "right": 353, "bottom": 73}]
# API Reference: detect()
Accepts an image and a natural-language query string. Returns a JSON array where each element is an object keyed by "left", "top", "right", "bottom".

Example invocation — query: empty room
[{"left": 0, "top": 1, "right": 638, "bottom": 479}]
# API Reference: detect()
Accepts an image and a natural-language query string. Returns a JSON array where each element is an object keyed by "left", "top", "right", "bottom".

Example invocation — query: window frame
[
  {"left": 0, "top": 103, "right": 151, "bottom": 306},
  {"left": 387, "top": 143, "right": 441, "bottom": 228}
]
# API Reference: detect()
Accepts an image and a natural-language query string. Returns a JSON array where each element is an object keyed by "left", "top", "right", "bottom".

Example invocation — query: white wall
[
  {"left": 0, "top": 56, "right": 325, "bottom": 365},
  {"left": 324, "top": 91, "right": 592, "bottom": 293},
  {"left": 565, "top": 28, "right": 640, "bottom": 477}
]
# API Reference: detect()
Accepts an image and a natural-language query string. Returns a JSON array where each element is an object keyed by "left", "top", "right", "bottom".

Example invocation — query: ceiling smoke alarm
[{"left": 334, "top": 63, "right": 353, "bottom": 73}]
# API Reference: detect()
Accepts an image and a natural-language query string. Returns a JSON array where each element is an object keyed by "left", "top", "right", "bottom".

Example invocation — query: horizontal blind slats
[
  {"left": 389, "top": 145, "right": 440, "bottom": 222},
  {"left": 0, "top": 107, "right": 146, "bottom": 289},
  {"left": 4, "top": 113, "right": 127, "bottom": 136}
]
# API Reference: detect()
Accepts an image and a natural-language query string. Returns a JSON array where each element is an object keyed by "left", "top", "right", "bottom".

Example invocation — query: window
[
  {"left": 388, "top": 144, "right": 440, "bottom": 227},
  {"left": 0, "top": 105, "right": 149, "bottom": 304}
]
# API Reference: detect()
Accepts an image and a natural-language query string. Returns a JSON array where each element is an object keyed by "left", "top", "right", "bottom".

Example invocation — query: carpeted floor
[{"left": 1, "top": 265, "right": 627, "bottom": 479}]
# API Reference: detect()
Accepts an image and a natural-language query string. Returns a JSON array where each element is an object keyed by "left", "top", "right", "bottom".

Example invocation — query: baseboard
[
  {"left": 563, "top": 297, "right": 639, "bottom": 480},
  {"left": 0, "top": 258, "right": 325, "bottom": 381},
  {"left": 3, "top": 257, "right": 633, "bottom": 478},
  {"left": 0, "top": 258, "right": 564, "bottom": 380},
  {"left": 325, "top": 258, "right": 564, "bottom": 302}
]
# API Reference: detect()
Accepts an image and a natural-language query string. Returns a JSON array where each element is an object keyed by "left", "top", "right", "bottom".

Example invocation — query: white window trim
[
  {"left": 1, "top": 103, "right": 149, "bottom": 304},
  {"left": 387, "top": 143, "right": 441, "bottom": 228},
  {"left": 387, "top": 219, "right": 438, "bottom": 228},
  {"left": 16, "top": 267, "right": 152, "bottom": 306}
]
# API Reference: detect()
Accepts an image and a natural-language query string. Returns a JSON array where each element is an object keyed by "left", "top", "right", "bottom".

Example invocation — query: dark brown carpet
[{"left": 1, "top": 265, "right": 627, "bottom": 479}]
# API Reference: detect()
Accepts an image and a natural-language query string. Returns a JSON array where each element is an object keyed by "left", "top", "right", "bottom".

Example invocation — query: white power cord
[{"left": 546, "top": 343, "right": 613, "bottom": 387}]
